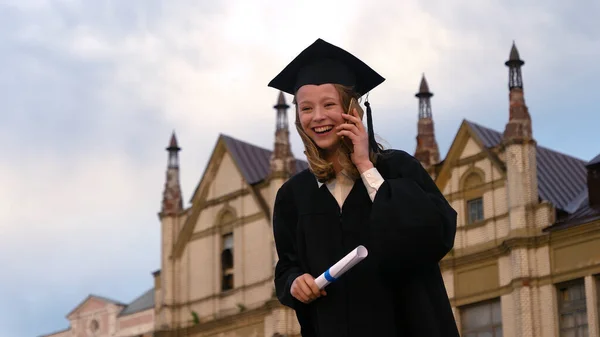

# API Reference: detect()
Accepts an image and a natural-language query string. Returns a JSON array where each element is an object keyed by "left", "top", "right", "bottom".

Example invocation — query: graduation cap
[{"left": 268, "top": 38, "right": 385, "bottom": 154}]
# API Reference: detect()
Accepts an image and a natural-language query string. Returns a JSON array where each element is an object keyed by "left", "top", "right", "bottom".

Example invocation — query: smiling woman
[
  {"left": 294, "top": 83, "right": 365, "bottom": 182},
  {"left": 268, "top": 38, "right": 459, "bottom": 337}
]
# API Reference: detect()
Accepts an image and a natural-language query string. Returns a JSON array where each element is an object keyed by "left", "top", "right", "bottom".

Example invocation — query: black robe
[{"left": 273, "top": 149, "right": 460, "bottom": 337}]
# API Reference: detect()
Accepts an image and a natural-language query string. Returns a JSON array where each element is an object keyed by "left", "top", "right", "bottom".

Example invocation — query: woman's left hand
[{"left": 336, "top": 108, "right": 374, "bottom": 173}]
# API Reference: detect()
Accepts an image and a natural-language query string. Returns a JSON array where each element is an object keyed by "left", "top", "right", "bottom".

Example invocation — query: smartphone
[{"left": 341, "top": 98, "right": 364, "bottom": 153}]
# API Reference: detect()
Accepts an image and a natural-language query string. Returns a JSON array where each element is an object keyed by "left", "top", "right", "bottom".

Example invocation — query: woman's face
[{"left": 296, "top": 84, "right": 345, "bottom": 154}]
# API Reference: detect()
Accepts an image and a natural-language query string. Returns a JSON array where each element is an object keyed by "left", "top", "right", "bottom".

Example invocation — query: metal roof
[
  {"left": 466, "top": 120, "right": 588, "bottom": 212},
  {"left": 118, "top": 288, "right": 155, "bottom": 317},
  {"left": 588, "top": 153, "right": 600, "bottom": 166},
  {"left": 543, "top": 188, "right": 600, "bottom": 232},
  {"left": 221, "top": 134, "right": 309, "bottom": 185}
]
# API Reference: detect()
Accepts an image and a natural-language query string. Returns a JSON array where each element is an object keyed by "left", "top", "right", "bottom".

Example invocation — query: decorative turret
[
  {"left": 414, "top": 74, "right": 440, "bottom": 169},
  {"left": 161, "top": 132, "right": 183, "bottom": 216},
  {"left": 502, "top": 41, "right": 539, "bottom": 223},
  {"left": 269, "top": 91, "right": 296, "bottom": 178},
  {"left": 500, "top": 42, "right": 540, "bottom": 337},
  {"left": 503, "top": 42, "right": 533, "bottom": 143}
]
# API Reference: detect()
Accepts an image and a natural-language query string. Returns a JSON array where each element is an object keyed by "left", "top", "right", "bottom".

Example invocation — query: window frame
[
  {"left": 460, "top": 298, "right": 503, "bottom": 337},
  {"left": 556, "top": 279, "right": 588, "bottom": 337}
]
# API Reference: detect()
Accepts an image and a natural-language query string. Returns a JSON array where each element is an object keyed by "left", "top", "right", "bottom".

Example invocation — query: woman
[{"left": 268, "top": 38, "right": 459, "bottom": 337}]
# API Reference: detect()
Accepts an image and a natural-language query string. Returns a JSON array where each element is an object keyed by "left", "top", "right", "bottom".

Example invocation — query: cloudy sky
[{"left": 1, "top": 0, "right": 599, "bottom": 336}]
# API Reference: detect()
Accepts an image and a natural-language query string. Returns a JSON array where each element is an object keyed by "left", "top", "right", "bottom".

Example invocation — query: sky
[{"left": 1, "top": 0, "right": 599, "bottom": 336}]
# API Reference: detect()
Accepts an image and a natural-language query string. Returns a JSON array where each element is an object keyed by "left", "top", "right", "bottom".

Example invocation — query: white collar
[
  {"left": 315, "top": 170, "right": 350, "bottom": 188},
  {"left": 317, "top": 179, "right": 324, "bottom": 188}
]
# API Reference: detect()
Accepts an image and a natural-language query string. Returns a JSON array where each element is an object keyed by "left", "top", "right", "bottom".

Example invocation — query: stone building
[
  {"left": 152, "top": 91, "right": 307, "bottom": 336},
  {"left": 424, "top": 43, "right": 600, "bottom": 337},
  {"left": 40, "top": 291, "right": 155, "bottom": 337},
  {"left": 40, "top": 43, "right": 599, "bottom": 337}
]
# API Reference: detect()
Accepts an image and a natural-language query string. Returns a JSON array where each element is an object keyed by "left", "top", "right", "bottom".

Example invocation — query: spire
[
  {"left": 167, "top": 132, "right": 180, "bottom": 168},
  {"left": 161, "top": 131, "right": 183, "bottom": 216},
  {"left": 503, "top": 41, "right": 533, "bottom": 142},
  {"left": 414, "top": 74, "right": 440, "bottom": 168},
  {"left": 275, "top": 91, "right": 289, "bottom": 131},
  {"left": 270, "top": 91, "right": 296, "bottom": 178},
  {"left": 416, "top": 73, "right": 433, "bottom": 118},
  {"left": 505, "top": 41, "right": 525, "bottom": 90}
]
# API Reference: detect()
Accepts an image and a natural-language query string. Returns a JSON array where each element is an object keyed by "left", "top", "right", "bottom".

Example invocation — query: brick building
[{"left": 41, "top": 42, "right": 599, "bottom": 337}]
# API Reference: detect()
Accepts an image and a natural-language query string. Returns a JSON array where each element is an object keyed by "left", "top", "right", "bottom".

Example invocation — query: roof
[
  {"left": 91, "top": 294, "right": 126, "bottom": 306},
  {"left": 221, "top": 134, "right": 309, "bottom": 185},
  {"left": 66, "top": 294, "right": 126, "bottom": 318},
  {"left": 588, "top": 153, "right": 600, "bottom": 166},
  {"left": 466, "top": 120, "right": 588, "bottom": 213},
  {"left": 543, "top": 188, "right": 600, "bottom": 232},
  {"left": 118, "top": 288, "right": 155, "bottom": 317}
]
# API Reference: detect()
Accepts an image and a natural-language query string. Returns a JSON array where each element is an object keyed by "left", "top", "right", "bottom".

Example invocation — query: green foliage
[{"left": 191, "top": 311, "right": 200, "bottom": 325}]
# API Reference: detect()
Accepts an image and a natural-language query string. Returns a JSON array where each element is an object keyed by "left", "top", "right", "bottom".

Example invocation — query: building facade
[
  {"left": 40, "top": 291, "right": 155, "bottom": 337},
  {"left": 41, "top": 43, "right": 600, "bottom": 337},
  {"left": 424, "top": 43, "right": 600, "bottom": 337}
]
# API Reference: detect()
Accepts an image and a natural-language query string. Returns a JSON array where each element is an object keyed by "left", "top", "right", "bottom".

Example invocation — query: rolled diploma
[{"left": 314, "top": 245, "right": 368, "bottom": 289}]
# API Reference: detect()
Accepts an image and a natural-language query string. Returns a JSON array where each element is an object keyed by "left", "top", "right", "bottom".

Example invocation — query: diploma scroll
[{"left": 314, "top": 245, "right": 368, "bottom": 289}]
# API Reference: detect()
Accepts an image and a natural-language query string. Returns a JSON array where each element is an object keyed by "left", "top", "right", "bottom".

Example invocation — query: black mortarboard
[
  {"left": 268, "top": 38, "right": 385, "bottom": 153},
  {"left": 268, "top": 38, "right": 385, "bottom": 96}
]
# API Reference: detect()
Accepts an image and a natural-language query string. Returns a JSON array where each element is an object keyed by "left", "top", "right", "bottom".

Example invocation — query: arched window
[
  {"left": 218, "top": 208, "right": 236, "bottom": 292},
  {"left": 219, "top": 210, "right": 235, "bottom": 225},
  {"left": 90, "top": 319, "right": 99, "bottom": 332},
  {"left": 464, "top": 172, "right": 483, "bottom": 190}
]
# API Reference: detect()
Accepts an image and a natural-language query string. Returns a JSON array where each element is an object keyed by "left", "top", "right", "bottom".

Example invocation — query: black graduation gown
[{"left": 273, "top": 149, "right": 460, "bottom": 337}]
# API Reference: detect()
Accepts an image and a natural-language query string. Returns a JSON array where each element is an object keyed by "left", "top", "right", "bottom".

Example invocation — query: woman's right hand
[{"left": 291, "top": 273, "right": 327, "bottom": 303}]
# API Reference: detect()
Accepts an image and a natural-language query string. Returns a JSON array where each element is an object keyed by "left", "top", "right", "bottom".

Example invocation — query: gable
[
  {"left": 173, "top": 134, "right": 308, "bottom": 259},
  {"left": 465, "top": 120, "right": 588, "bottom": 212},
  {"left": 459, "top": 138, "right": 482, "bottom": 160},
  {"left": 436, "top": 120, "right": 506, "bottom": 194},
  {"left": 173, "top": 137, "right": 229, "bottom": 258},
  {"left": 66, "top": 295, "right": 124, "bottom": 319},
  {"left": 208, "top": 152, "right": 245, "bottom": 200}
]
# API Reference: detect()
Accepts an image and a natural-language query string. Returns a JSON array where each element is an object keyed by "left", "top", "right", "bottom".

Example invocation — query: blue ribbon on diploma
[
  {"left": 314, "top": 245, "right": 368, "bottom": 290},
  {"left": 324, "top": 268, "right": 337, "bottom": 283}
]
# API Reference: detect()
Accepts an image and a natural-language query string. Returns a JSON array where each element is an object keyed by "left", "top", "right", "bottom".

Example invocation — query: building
[
  {"left": 422, "top": 43, "right": 600, "bottom": 337},
  {"left": 40, "top": 291, "right": 155, "bottom": 337},
  {"left": 41, "top": 42, "right": 600, "bottom": 337}
]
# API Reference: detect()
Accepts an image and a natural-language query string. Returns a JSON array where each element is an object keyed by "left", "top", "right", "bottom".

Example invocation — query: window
[
  {"left": 467, "top": 197, "right": 484, "bottom": 224},
  {"left": 464, "top": 172, "right": 483, "bottom": 189},
  {"left": 90, "top": 319, "right": 99, "bottom": 330},
  {"left": 462, "top": 171, "right": 485, "bottom": 225},
  {"left": 221, "top": 233, "right": 234, "bottom": 291},
  {"left": 557, "top": 279, "right": 588, "bottom": 337},
  {"left": 461, "top": 298, "right": 502, "bottom": 337}
]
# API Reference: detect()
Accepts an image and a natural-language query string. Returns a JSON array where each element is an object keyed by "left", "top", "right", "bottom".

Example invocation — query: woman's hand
[
  {"left": 336, "top": 108, "right": 374, "bottom": 173},
  {"left": 291, "top": 273, "right": 327, "bottom": 303}
]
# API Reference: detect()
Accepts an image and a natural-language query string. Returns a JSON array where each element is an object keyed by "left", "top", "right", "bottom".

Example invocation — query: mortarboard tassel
[{"left": 364, "top": 101, "right": 379, "bottom": 154}]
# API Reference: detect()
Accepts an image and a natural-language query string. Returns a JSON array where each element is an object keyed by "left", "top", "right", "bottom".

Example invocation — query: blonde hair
[{"left": 294, "top": 84, "right": 381, "bottom": 183}]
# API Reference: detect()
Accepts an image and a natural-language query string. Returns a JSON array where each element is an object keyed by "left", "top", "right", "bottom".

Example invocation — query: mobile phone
[
  {"left": 341, "top": 98, "right": 364, "bottom": 153},
  {"left": 347, "top": 97, "right": 364, "bottom": 119}
]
